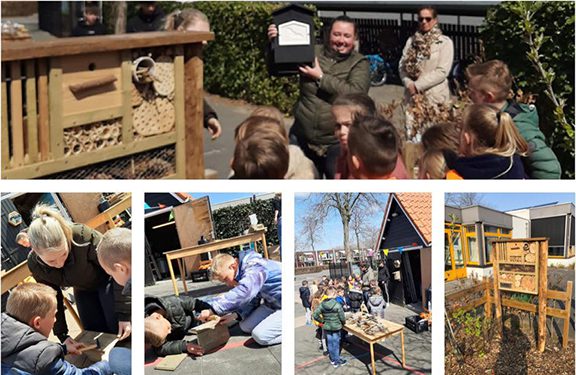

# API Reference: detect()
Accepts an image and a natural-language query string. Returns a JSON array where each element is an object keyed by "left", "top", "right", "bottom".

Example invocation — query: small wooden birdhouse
[{"left": 270, "top": 4, "right": 315, "bottom": 76}]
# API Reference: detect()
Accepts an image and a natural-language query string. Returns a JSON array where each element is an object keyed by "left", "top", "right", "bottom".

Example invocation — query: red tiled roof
[{"left": 394, "top": 193, "right": 432, "bottom": 245}]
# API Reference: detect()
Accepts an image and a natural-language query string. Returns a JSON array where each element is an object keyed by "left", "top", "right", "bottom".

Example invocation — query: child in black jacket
[
  {"left": 299, "top": 280, "right": 312, "bottom": 325},
  {"left": 144, "top": 295, "right": 212, "bottom": 356}
]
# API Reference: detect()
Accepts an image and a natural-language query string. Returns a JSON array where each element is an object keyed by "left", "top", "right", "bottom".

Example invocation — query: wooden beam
[
  {"left": 2, "top": 31, "right": 214, "bottom": 62},
  {"left": 1, "top": 261, "right": 31, "bottom": 294},
  {"left": 48, "top": 57, "right": 63, "bottom": 159},
  {"left": 84, "top": 194, "right": 131, "bottom": 229},
  {"left": 1, "top": 66, "right": 9, "bottom": 170},
  {"left": 492, "top": 241, "right": 502, "bottom": 329},
  {"left": 10, "top": 61, "right": 24, "bottom": 166},
  {"left": 562, "top": 281, "right": 572, "bottom": 348},
  {"left": 173, "top": 46, "right": 186, "bottom": 178},
  {"left": 184, "top": 44, "right": 204, "bottom": 178},
  {"left": 25, "top": 60, "right": 38, "bottom": 163},
  {"left": 120, "top": 51, "right": 133, "bottom": 144},
  {"left": 445, "top": 281, "right": 490, "bottom": 302},
  {"left": 37, "top": 59, "right": 50, "bottom": 161},
  {"left": 62, "top": 106, "right": 124, "bottom": 128},
  {"left": 2, "top": 132, "right": 176, "bottom": 179},
  {"left": 537, "top": 240, "right": 548, "bottom": 352}
]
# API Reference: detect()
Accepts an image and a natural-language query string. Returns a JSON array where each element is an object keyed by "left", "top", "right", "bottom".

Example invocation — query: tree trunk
[{"left": 343, "top": 218, "right": 351, "bottom": 265}]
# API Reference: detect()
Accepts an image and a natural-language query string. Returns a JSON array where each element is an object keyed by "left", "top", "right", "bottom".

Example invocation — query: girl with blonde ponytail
[
  {"left": 445, "top": 104, "right": 528, "bottom": 179},
  {"left": 27, "top": 204, "right": 131, "bottom": 351}
]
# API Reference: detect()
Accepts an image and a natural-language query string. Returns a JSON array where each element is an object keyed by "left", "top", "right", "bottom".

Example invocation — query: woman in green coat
[{"left": 269, "top": 15, "right": 370, "bottom": 178}]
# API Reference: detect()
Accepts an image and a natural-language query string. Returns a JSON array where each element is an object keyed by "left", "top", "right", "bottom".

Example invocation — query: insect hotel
[{"left": 2, "top": 31, "right": 213, "bottom": 179}]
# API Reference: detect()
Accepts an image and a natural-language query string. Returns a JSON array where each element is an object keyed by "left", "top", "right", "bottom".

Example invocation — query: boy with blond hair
[
  {"left": 1, "top": 283, "right": 111, "bottom": 374},
  {"left": 466, "top": 59, "right": 561, "bottom": 179},
  {"left": 198, "top": 251, "right": 282, "bottom": 345},
  {"left": 97, "top": 227, "right": 132, "bottom": 375}
]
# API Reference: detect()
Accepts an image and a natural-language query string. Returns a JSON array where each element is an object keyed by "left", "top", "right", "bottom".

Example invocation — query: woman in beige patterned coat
[{"left": 399, "top": 6, "right": 454, "bottom": 142}]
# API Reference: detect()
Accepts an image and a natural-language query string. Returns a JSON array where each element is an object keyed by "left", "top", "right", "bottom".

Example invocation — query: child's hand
[
  {"left": 117, "top": 321, "right": 132, "bottom": 341},
  {"left": 64, "top": 337, "right": 84, "bottom": 355},
  {"left": 186, "top": 343, "right": 205, "bottom": 356},
  {"left": 207, "top": 118, "right": 222, "bottom": 140},
  {"left": 198, "top": 309, "right": 215, "bottom": 322}
]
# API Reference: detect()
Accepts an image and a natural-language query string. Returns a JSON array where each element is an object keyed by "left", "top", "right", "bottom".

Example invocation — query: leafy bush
[
  {"left": 480, "top": 1, "right": 575, "bottom": 178},
  {"left": 451, "top": 308, "right": 495, "bottom": 358},
  {"left": 212, "top": 198, "right": 279, "bottom": 248}
]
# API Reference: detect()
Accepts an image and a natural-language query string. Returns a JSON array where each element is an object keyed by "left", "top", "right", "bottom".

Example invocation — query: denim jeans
[
  {"left": 239, "top": 304, "right": 282, "bottom": 345},
  {"left": 109, "top": 347, "right": 131, "bottom": 375},
  {"left": 304, "top": 307, "right": 311, "bottom": 325},
  {"left": 325, "top": 329, "right": 341, "bottom": 364}
]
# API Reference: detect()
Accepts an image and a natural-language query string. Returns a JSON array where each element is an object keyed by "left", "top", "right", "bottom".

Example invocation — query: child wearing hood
[
  {"left": 367, "top": 287, "right": 386, "bottom": 319},
  {"left": 312, "top": 286, "right": 347, "bottom": 369}
]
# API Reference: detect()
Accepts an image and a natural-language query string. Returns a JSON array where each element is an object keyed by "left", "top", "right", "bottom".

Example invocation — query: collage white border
[{"left": 1, "top": 177, "right": 575, "bottom": 375}]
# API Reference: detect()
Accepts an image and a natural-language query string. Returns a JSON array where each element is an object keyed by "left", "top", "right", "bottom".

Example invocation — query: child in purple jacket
[{"left": 199, "top": 251, "right": 282, "bottom": 345}]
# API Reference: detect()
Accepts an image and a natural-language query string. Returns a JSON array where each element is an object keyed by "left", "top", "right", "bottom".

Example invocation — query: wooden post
[
  {"left": 492, "top": 242, "right": 502, "bottom": 330},
  {"left": 120, "top": 51, "right": 134, "bottom": 144},
  {"left": 484, "top": 281, "right": 492, "bottom": 319},
  {"left": 1, "top": 66, "right": 9, "bottom": 170},
  {"left": 562, "top": 281, "right": 572, "bottom": 348},
  {"left": 37, "top": 59, "right": 50, "bottom": 161},
  {"left": 25, "top": 60, "right": 38, "bottom": 163},
  {"left": 537, "top": 240, "right": 548, "bottom": 352},
  {"left": 183, "top": 44, "right": 204, "bottom": 179},
  {"left": 10, "top": 61, "right": 24, "bottom": 166},
  {"left": 48, "top": 57, "right": 63, "bottom": 159}
]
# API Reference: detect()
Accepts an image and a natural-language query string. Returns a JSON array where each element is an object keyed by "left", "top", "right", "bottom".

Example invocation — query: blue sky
[
  {"left": 295, "top": 193, "right": 389, "bottom": 250},
  {"left": 189, "top": 193, "right": 264, "bottom": 205},
  {"left": 451, "top": 193, "right": 575, "bottom": 211}
]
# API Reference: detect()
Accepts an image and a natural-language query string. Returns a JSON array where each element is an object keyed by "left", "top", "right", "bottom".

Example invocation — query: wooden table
[
  {"left": 344, "top": 313, "right": 405, "bottom": 375},
  {"left": 164, "top": 229, "right": 268, "bottom": 296}
]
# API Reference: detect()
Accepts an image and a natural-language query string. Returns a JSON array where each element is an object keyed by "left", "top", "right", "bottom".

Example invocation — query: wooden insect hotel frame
[
  {"left": 2, "top": 31, "right": 213, "bottom": 179},
  {"left": 492, "top": 238, "right": 549, "bottom": 352}
]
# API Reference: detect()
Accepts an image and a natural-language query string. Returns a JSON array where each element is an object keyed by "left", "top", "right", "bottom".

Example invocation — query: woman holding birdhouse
[{"left": 268, "top": 15, "right": 370, "bottom": 179}]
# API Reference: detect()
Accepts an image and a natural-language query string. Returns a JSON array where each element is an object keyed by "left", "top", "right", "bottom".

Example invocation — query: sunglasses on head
[{"left": 418, "top": 17, "right": 433, "bottom": 23}]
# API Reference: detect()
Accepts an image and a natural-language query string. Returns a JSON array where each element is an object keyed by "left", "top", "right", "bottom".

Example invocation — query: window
[
  {"left": 468, "top": 236, "right": 479, "bottom": 263},
  {"left": 549, "top": 246, "right": 564, "bottom": 257},
  {"left": 484, "top": 236, "right": 499, "bottom": 263},
  {"left": 484, "top": 225, "right": 500, "bottom": 233},
  {"left": 501, "top": 228, "right": 511, "bottom": 235},
  {"left": 466, "top": 225, "right": 476, "bottom": 233}
]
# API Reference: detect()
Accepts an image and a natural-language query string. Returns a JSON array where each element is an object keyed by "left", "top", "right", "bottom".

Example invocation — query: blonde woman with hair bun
[{"left": 27, "top": 204, "right": 131, "bottom": 351}]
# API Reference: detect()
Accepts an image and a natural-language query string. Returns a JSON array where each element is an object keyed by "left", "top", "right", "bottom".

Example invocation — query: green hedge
[
  {"left": 480, "top": 1, "right": 575, "bottom": 178},
  {"left": 212, "top": 199, "right": 279, "bottom": 250}
]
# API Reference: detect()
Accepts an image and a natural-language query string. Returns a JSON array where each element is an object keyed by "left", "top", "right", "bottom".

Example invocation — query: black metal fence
[{"left": 319, "top": 17, "right": 481, "bottom": 63}]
